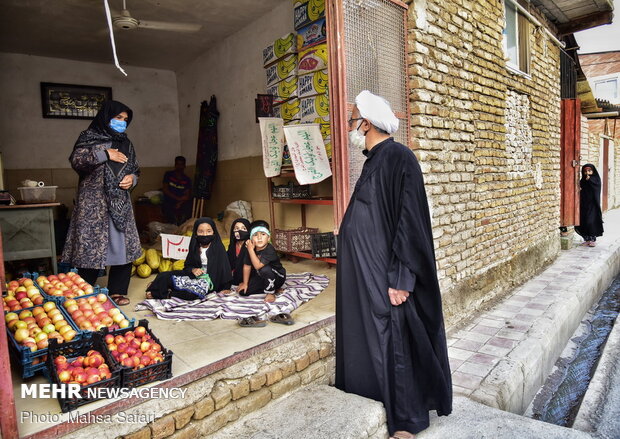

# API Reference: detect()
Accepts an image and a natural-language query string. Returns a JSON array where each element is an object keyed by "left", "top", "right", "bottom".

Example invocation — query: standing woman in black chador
[
  {"left": 575, "top": 163, "right": 604, "bottom": 247},
  {"left": 336, "top": 91, "right": 452, "bottom": 439},
  {"left": 62, "top": 100, "right": 141, "bottom": 306},
  {"left": 227, "top": 218, "right": 251, "bottom": 286}
]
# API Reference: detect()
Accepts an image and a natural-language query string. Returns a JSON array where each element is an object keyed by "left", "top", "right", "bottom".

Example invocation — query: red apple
[
  {"left": 140, "top": 341, "right": 151, "bottom": 352},
  {"left": 114, "top": 335, "right": 126, "bottom": 345},
  {"left": 104, "top": 334, "right": 115, "bottom": 344},
  {"left": 74, "top": 372, "right": 87, "bottom": 384},
  {"left": 126, "top": 347, "right": 137, "bottom": 356},
  {"left": 58, "top": 370, "right": 72, "bottom": 383},
  {"left": 18, "top": 310, "right": 33, "bottom": 320},
  {"left": 151, "top": 343, "right": 162, "bottom": 353},
  {"left": 140, "top": 356, "right": 152, "bottom": 366},
  {"left": 96, "top": 293, "right": 107, "bottom": 303},
  {"left": 117, "top": 343, "right": 128, "bottom": 353},
  {"left": 42, "top": 302, "right": 57, "bottom": 313},
  {"left": 122, "top": 357, "right": 134, "bottom": 368}
]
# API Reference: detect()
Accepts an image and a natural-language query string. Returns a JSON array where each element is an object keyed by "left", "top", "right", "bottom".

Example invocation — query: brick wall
[{"left": 406, "top": 0, "right": 562, "bottom": 325}]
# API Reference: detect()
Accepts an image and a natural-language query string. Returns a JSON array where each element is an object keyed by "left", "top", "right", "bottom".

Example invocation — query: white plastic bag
[{"left": 225, "top": 200, "right": 253, "bottom": 223}]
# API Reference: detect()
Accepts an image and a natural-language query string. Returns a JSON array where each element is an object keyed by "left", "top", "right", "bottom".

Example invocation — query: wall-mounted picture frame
[{"left": 40, "top": 82, "right": 112, "bottom": 119}]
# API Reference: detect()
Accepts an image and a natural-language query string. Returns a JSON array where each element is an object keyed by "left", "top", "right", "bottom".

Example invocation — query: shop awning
[{"left": 530, "top": 0, "right": 614, "bottom": 35}]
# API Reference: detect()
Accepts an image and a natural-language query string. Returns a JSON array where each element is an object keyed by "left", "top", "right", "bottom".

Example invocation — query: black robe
[
  {"left": 335, "top": 138, "right": 452, "bottom": 435},
  {"left": 227, "top": 218, "right": 251, "bottom": 285},
  {"left": 575, "top": 163, "right": 604, "bottom": 239}
]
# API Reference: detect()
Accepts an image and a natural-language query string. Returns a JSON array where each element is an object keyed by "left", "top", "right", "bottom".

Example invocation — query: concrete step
[
  {"left": 211, "top": 384, "right": 591, "bottom": 439},
  {"left": 211, "top": 385, "right": 388, "bottom": 439}
]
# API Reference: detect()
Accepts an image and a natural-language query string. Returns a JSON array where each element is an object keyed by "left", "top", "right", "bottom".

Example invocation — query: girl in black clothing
[
  {"left": 575, "top": 163, "right": 604, "bottom": 247},
  {"left": 145, "top": 218, "right": 232, "bottom": 299},
  {"left": 227, "top": 218, "right": 251, "bottom": 286}
]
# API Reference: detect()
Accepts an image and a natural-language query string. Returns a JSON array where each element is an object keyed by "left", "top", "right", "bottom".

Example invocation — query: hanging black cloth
[
  {"left": 71, "top": 100, "right": 138, "bottom": 231},
  {"left": 335, "top": 138, "right": 452, "bottom": 436},
  {"left": 227, "top": 218, "right": 251, "bottom": 285},
  {"left": 194, "top": 96, "right": 219, "bottom": 199},
  {"left": 575, "top": 163, "right": 604, "bottom": 238}
]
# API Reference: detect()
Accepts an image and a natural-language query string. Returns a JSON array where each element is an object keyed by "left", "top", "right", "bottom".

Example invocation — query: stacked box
[
  {"left": 294, "top": 0, "right": 325, "bottom": 30},
  {"left": 263, "top": 33, "right": 297, "bottom": 67},
  {"left": 267, "top": 75, "right": 299, "bottom": 104},
  {"left": 297, "top": 18, "right": 327, "bottom": 50},
  {"left": 298, "top": 43, "right": 328, "bottom": 75},
  {"left": 298, "top": 69, "right": 328, "bottom": 98},
  {"left": 300, "top": 94, "right": 329, "bottom": 122},
  {"left": 266, "top": 54, "right": 298, "bottom": 86},
  {"left": 274, "top": 98, "right": 301, "bottom": 123}
]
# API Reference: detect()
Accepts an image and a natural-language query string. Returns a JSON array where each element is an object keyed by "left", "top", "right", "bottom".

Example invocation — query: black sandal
[
  {"left": 269, "top": 313, "right": 295, "bottom": 325},
  {"left": 238, "top": 316, "right": 267, "bottom": 328}
]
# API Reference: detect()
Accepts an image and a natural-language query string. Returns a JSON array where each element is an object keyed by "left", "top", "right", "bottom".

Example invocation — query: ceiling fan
[{"left": 111, "top": 0, "right": 202, "bottom": 32}]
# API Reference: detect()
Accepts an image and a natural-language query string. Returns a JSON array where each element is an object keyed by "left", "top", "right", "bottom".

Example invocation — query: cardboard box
[
  {"left": 265, "top": 54, "right": 298, "bottom": 86},
  {"left": 274, "top": 98, "right": 301, "bottom": 122},
  {"left": 298, "top": 43, "right": 328, "bottom": 75},
  {"left": 263, "top": 33, "right": 297, "bottom": 66},
  {"left": 300, "top": 94, "right": 329, "bottom": 122},
  {"left": 297, "top": 18, "right": 327, "bottom": 50},
  {"left": 298, "top": 69, "right": 328, "bottom": 98},
  {"left": 294, "top": 0, "right": 325, "bottom": 30},
  {"left": 267, "top": 75, "right": 298, "bottom": 104}
]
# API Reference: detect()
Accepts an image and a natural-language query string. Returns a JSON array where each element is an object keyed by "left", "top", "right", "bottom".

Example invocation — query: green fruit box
[
  {"left": 5, "top": 303, "right": 82, "bottom": 379},
  {"left": 58, "top": 290, "right": 136, "bottom": 335},
  {"left": 46, "top": 334, "right": 122, "bottom": 413},
  {"left": 101, "top": 319, "right": 173, "bottom": 389}
]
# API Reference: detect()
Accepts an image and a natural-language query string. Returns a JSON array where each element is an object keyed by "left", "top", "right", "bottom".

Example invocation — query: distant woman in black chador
[{"left": 575, "top": 163, "right": 604, "bottom": 247}]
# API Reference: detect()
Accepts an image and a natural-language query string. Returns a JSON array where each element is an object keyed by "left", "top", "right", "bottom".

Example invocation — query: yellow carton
[
  {"left": 265, "top": 54, "right": 298, "bottom": 86},
  {"left": 298, "top": 43, "right": 328, "bottom": 75},
  {"left": 298, "top": 69, "right": 328, "bottom": 98},
  {"left": 267, "top": 75, "right": 298, "bottom": 104},
  {"left": 300, "top": 94, "right": 329, "bottom": 122},
  {"left": 263, "top": 33, "right": 297, "bottom": 66}
]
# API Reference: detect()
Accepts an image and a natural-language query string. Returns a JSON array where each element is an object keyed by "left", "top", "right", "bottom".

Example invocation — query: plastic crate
[
  {"left": 273, "top": 227, "right": 318, "bottom": 252},
  {"left": 59, "top": 290, "right": 135, "bottom": 335},
  {"left": 17, "top": 186, "right": 58, "bottom": 203},
  {"left": 101, "top": 319, "right": 173, "bottom": 388},
  {"left": 271, "top": 182, "right": 312, "bottom": 199},
  {"left": 5, "top": 303, "right": 81, "bottom": 379},
  {"left": 46, "top": 334, "right": 122, "bottom": 413},
  {"left": 311, "top": 232, "right": 337, "bottom": 258},
  {"left": 25, "top": 271, "right": 97, "bottom": 304}
]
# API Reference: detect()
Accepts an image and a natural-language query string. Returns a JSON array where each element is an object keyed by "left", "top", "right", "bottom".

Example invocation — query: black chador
[
  {"left": 335, "top": 138, "right": 452, "bottom": 435},
  {"left": 575, "top": 163, "right": 604, "bottom": 240}
]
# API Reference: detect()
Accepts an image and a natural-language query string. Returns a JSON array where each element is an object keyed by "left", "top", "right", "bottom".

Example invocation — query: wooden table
[{"left": 0, "top": 203, "right": 60, "bottom": 274}]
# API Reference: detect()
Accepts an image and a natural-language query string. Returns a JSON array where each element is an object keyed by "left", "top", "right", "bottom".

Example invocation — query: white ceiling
[{"left": 0, "top": 0, "right": 286, "bottom": 71}]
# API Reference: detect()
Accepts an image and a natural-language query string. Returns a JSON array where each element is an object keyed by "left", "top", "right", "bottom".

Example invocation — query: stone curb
[
  {"left": 572, "top": 290, "right": 620, "bottom": 433},
  {"left": 470, "top": 234, "right": 620, "bottom": 414}
]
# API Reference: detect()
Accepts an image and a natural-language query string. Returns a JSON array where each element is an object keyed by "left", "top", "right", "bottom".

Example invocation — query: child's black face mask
[{"left": 196, "top": 235, "right": 215, "bottom": 246}]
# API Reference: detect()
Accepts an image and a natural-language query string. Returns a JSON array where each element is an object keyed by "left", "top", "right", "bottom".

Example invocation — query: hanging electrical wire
[{"left": 104, "top": 0, "right": 128, "bottom": 76}]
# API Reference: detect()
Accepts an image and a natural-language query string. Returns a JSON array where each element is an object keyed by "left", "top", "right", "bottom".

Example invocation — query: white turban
[{"left": 355, "top": 90, "right": 399, "bottom": 134}]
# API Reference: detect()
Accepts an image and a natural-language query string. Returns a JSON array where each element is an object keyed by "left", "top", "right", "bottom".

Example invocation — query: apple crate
[
  {"left": 46, "top": 334, "right": 122, "bottom": 413},
  {"left": 5, "top": 303, "right": 81, "bottom": 379},
  {"left": 58, "top": 289, "right": 135, "bottom": 335},
  {"left": 102, "top": 319, "right": 173, "bottom": 388},
  {"left": 25, "top": 271, "right": 97, "bottom": 305}
]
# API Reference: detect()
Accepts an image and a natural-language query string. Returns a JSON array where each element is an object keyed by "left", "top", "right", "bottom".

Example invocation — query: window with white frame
[
  {"left": 593, "top": 76, "right": 619, "bottom": 103},
  {"left": 503, "top": 0, "right": 530, "bottom": 74}
]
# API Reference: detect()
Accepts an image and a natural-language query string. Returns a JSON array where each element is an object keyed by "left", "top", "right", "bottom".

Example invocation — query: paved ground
[{"left": 446, "top": 208, "right": 620, "bottom": 414}]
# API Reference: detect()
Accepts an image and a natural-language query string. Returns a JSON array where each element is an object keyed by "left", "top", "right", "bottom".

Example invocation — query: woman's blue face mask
[{"left": 109, "top": 118, "right": 127, "bottom": 133}]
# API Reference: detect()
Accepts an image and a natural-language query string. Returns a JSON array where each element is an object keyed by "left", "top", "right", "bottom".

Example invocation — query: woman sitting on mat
[
  {"left": 227, "top": 218, "right": 251, "bottom": 286},
  {"left": 145, "top": 217, "right": 232, "bottom": 300}
]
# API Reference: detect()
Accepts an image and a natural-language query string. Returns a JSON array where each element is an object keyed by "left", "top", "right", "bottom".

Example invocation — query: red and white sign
[{"left": 161, "top": 234, "right": 191, "bottom": 260}]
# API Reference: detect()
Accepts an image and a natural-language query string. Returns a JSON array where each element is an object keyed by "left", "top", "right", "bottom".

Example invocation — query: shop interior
[{"left": 0, "top": 0, "right": 339, "bottom": 436}]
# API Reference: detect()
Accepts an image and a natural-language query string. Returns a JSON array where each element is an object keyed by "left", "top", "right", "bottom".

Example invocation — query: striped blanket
[{"left": 135, "top": 273, "right": 329, "bottom": 321}]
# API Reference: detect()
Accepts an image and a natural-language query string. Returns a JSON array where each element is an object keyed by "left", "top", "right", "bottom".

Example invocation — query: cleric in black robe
[
  {"left": 575, "top": 163, "right": 604, "bottom": 246},
  {"left": 336, "top": 91, "right": 452, "bottom": 438}
]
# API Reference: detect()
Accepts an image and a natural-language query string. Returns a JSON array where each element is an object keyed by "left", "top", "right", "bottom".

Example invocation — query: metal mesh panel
[{"left": 343, "top": 0, "right": 407, "bottom": 192}]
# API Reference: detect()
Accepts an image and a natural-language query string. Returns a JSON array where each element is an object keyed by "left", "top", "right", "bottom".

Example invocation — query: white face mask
[{"left": 348, "top": 120, "right": 366, "bottom": 149}]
